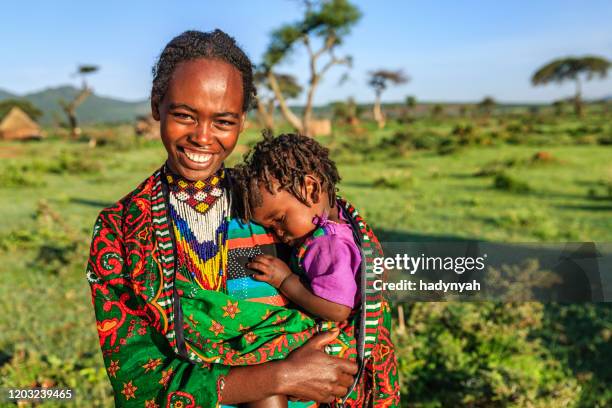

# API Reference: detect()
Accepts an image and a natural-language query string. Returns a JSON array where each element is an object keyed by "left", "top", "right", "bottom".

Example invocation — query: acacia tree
[
  {"left": 261, "top": 0, "right": 361, "bottom": 136},
  {"left": 405, "top": 95, "right": 416, "bottom": 114},
  {"left": 330, "top": 96, "right": 359, "bottom": 125},
  {"left": 254, "top": 71, "right": 302, "bottom": 131},
  {"left": 368, "top": 69, "right": 409, "bottom": 128},
  {"left": 431, "top": 103, "right": 444, "bottom": 119},
  {"left": 478, "top": 96, "right": 496, "bottom": 117},
  {"left": 59, "top": 64, "right": 99, "bottom": 138},
  {"left": 531, "top": 56, "right": 611, "bottom": 116}
]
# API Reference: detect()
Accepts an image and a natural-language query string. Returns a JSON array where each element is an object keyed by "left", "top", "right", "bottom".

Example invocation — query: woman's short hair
[{"left": 151, "top": 29, "right": 256, "bottom": 112}]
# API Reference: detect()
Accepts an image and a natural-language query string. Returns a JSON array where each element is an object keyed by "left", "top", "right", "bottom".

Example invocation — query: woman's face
[{"left": 153, "top": 58, "right": 245, "bottom": 181}]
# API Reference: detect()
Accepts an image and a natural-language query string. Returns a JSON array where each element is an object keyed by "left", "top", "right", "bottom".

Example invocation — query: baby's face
[{"left": 251, "top": 185, "right": 319, "bottom": 247}]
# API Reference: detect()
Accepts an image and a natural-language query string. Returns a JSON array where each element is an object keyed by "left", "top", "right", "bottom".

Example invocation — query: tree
[
  {"left": 552, "top": 100, "right": 566, "bottom": 115},
  {"left": 405, "top": 95, "right": 417, "bottom": 112},
  {"left": 478, "top": 96, "right": 496, "bottom": 117},
  {"left": 59, "top": 64, "right": 99, "bottom": 138},
  {"left": 367, "top": 69, "right": 409, "bottom": 128},
  {"left": 254, "top": 71, "right": 302, "bottom": 131},
  {"left": 0, "top": 99, "right": 43, "bottom": 121},
  {"left": 261, "top": 0, "right": 361, "bottom": 136},
  {"left": 531, "top": 56, "right": 611, "bottom": 116},
  {"left": 330, "top": 96, "right": 359, "bottom": 125},
  {"left": 431, "top": 103, "right": 444, "bottom": 119}
]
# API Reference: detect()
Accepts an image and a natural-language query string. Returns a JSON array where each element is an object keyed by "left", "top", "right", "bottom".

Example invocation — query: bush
[
  {"left": 437, "top": 143, "right": 461, "bottom": 156},
  {"left": 0, "top": 201, "right": 88, "bottom": 275},
  {"left": 0, "top": 164, "right": 47, "bottom": 188},
  {"left": 377, "top": 132, "right": 415, "bottom": 156},
  {"left": 597, "top": 135, "right": 612, "bottom": 145},
  {"left": 372, "top": 177, "right": 400, "bottom": 189},
  {"left": 568, "top": 125, "right": 603, "bottom": 137},
  {"left": 586, "top": 179, "right": 612, "bottom": 200},
  {"left": 412, "top": 133, "right": 439, "bottom": 150},
  {"left": 474, "top": 158, "right": 518, "bottom": 177},
  {"left": 493, "top": 173, "right": 531, "bottom": 193},
  {"left": 47, "top": 150, "right": 103, "bottom": 175},
  {"left": 452, "top": 124, "right": 489, "bottom": 146},
  {"left": 395, "top": 302, "right": 580, "bottom": 407}
]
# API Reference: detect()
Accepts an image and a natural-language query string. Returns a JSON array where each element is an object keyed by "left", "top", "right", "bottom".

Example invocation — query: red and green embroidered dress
[{"left": 87, "top": 166, "right": 400, "bottom": 407}]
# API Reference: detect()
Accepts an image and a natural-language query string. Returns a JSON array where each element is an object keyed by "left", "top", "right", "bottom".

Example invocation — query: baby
[{"left": 235, "top": 133, "right": 362, "bottom": 407}]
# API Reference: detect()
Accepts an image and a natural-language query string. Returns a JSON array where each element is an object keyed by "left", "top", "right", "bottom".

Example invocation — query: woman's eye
[
  {"left": 217, "top": 119, "right": 235, "bottom": 126},
  {"left": 172, "top": 112, "right": 193, "bottom": 121}
]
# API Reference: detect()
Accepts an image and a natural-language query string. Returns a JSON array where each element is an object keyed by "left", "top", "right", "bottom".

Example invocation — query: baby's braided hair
[{"left": 234, "top": 132, "right": 341, "bottom": 221}]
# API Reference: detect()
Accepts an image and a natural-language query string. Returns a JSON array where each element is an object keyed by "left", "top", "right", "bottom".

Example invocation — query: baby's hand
[{"left": 247, "top": 254, "right": 293, "bottom": 288}]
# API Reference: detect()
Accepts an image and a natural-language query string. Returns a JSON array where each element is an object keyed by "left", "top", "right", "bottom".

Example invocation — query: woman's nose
[{"left": 190, "top": 122, "right": 214, "bottom": 146}]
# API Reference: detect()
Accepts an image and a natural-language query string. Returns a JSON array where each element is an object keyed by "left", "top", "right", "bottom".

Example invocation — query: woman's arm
[{"left": 220, "top": 329, "right": 357, "bottom": 404}]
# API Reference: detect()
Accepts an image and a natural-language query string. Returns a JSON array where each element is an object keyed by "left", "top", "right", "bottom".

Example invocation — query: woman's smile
[{"left": 179, "top": 145, "right": 216, "bottom": 165}]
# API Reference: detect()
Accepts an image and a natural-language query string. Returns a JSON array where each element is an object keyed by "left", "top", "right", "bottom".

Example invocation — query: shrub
[
  {"left": 586, "top": 180, "right": 612, "bottom": 200},
  {"left": 493, "top": 173, "right": 531, "bottom": 193},
  {"left": 0, "top": 164, "right": 47, "bottom": 188},
  {"left": 437, "top": 143, "right": 460, "bottom": 155},
  {"left": 575, "top": 135, "right": 599, "bottom": 145},
  {"left": 597, "top": 135, "right": 612, "bottom": 145},
  {"left": 394, "top": 302, "right": 580, "bottom": 407},
  {"left": 0, "top": 201, "right": 88, "bottom": 275},
  {"left": 474, "top": 158, "right": 518, "bottom": 177},
  {"left": 377, "top": 131, "right": 415, "bottom": 155},
  {"left": 412, "top": 133, "right": 439, "bottom": 150},
  {"left": 47, "top": 150, "right": 103, "bottom": 175},
  {"left": 372, "top": 177, "right": 400, "bottom": 189}
]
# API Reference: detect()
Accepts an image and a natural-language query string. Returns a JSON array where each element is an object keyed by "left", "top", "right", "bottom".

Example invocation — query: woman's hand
[
  {"left": 219, "top": 322, "right": 358, "bottom": 404},
  {"left": 276, "top": 329, "right": 358, "bottom": 403},
  {"left": 247, "top": 254, "right": 293, "bottom": 288}
]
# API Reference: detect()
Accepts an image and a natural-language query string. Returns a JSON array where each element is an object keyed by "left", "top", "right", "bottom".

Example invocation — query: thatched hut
[
  {"left": 0, "top": 107, "right": 42, "bottom": 140},
  {"left": 307, "top": 119, "right": 332, "bottom": 136}
]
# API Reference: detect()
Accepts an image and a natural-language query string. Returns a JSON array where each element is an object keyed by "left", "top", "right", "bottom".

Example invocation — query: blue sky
[{"left": 1, "top": 0, "right": 611, "bottom": 104}]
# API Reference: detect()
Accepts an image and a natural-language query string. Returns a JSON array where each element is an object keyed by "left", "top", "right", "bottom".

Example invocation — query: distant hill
[
  {"left": 0, "top": 89, "right": 17, "bottom": 99},
  {"left": 0, "top": 86, "right": 149, "bottom": 125}
]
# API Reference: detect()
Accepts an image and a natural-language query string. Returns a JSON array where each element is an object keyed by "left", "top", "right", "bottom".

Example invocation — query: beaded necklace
[{"left": 164, "top": 165, "right": 230, "bottom": 292}]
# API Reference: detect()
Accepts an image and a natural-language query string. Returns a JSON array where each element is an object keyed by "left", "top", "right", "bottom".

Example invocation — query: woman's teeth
[{"left": 184, "top": 151, "right": 212, "bottom": 163}]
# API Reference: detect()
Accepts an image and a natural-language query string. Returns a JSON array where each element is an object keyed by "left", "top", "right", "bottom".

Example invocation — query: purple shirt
[{"left": 300, "top": 212, "right": 361, "bottom": 308}]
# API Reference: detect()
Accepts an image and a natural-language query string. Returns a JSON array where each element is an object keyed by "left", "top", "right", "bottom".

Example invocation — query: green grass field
[{"left": 0, "top": 112, "right": 610, "bottom": 406}]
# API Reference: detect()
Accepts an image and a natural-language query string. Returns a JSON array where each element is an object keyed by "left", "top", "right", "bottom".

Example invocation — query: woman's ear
[
  {"left": 151, "top": 99, "right": 160, "bottom": 121},
  {"left": 239, "top": 113, "right": 247, "bottom": 132},
  {"left": 304, "top": 175, "right": 321, "bottom": 205}
]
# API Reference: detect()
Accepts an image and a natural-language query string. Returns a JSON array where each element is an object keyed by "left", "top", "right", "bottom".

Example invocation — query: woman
[{"left": 87, "top": 30, "right": 399, "bottom": 407}]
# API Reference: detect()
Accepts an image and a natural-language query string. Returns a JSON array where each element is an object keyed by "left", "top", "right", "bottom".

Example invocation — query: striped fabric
[
  {"left": 224, "top": 218, "right": 289, "bottom": 307},
  {"left": 338, "top": 198, "right": 384, "bottom": 359},
  {"left": 151, "top": 174, "right": 179, "bottom": 350}
]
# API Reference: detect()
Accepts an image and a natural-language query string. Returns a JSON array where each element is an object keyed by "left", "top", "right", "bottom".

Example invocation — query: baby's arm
[
  {"left": 247, "top": 254, "right": 351, "bottom": 322},
  {"left": 279, "top": 273, "right": 351, "bottom": 321}
]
